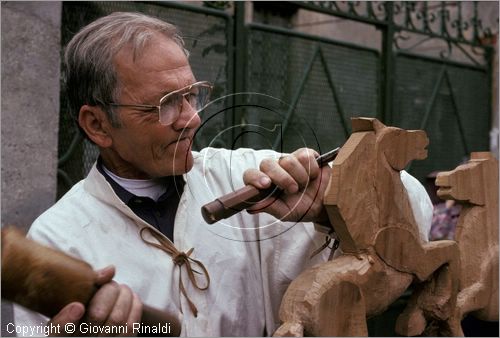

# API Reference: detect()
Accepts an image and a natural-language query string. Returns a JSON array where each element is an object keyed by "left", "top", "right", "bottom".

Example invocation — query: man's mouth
[{"left": 169, "top": 136, "right": 191, "bottom": 146}]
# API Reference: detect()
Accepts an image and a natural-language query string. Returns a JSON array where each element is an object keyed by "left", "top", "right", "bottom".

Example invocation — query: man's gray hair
[{"left": 63, "top": 11, "right": 188, "bottom": 129}]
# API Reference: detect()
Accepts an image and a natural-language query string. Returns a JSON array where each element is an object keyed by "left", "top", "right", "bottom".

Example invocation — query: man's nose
[{"left": 173, "top": 97, "right": 201, "bottom": 130}]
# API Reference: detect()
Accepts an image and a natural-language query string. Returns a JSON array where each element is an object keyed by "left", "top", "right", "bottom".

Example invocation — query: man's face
[{"left": 101, "top": 33, "right": 201, "bottom": 179}]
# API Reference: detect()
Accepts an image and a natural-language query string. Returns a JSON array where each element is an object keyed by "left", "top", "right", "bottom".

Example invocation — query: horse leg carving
[
  {"left": 317, "top": 281, "right": 367, "bottom": 336},
  {"left": 274, "top": 255, "right": 375, "bottom": 337},
  {"left": 396, "top": 263, "right": 462, "bottom": 337},
  {"left": 375, "top": 227, "right": 461, "bottom": 336},
  {"left": 273, "top": 322, "right": 304, "bottom": 337},
  {"left": 457, "top": 246, "right": 499, "bottom": 320}
]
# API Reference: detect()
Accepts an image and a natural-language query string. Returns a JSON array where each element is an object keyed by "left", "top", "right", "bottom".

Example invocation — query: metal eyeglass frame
[{"left": 103, "top": 81, "right": 213, "bottom": 125}]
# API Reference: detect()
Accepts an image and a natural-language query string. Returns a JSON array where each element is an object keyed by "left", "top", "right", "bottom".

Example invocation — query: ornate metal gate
[{"left": 240, "top": 1, "right": 495, "bottom": 182}]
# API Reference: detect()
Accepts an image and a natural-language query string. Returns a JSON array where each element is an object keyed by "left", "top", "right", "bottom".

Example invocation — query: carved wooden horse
[
  {"left": 436, "top": 152, "right": 498, "bottom": 332},
  {"left": 274, "top": 118, "right": 460, "bottom": 336}
]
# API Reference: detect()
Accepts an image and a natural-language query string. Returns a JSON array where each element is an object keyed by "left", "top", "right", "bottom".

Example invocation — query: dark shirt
[{"left": 96, "top": 159, "right": 184, "bottom": 242}]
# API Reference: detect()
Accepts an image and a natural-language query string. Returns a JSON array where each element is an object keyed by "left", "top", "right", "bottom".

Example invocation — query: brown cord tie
[{"left": 139, "top": 227, "right": 210, "bottom": 317}]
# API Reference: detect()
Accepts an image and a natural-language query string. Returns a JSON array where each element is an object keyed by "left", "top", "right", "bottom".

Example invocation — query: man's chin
[{"left": 170, "top": 151, "right": 194, "bottom": 175}]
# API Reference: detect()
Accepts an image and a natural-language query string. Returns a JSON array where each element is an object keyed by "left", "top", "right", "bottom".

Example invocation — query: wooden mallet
[{"left": 1, "top": 227, "right": 180, "bottom": 336}]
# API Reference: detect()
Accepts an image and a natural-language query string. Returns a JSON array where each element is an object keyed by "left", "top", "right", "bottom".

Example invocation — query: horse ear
[{"left": 351, "top": 117, "right": 386, "bottom": 132}]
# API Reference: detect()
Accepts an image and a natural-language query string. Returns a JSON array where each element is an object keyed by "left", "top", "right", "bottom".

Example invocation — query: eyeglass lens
[{"left": 159, "top": 84, "right": 211, "bottom": 125}]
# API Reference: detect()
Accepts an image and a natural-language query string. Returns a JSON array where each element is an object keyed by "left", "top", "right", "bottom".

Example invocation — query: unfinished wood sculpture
[
  {"left": 436, "top": 152, "right": 499, "bottom": 331},
  {"left": 274, "top": 117, "right": 460, "bottom": 337}
]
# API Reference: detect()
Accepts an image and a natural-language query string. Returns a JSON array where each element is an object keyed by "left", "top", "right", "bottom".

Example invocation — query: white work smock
[
  {"left": 13, "top": 148, "right": 331, "bottom": 336},
  {"left": 13, "top": 147, "right": 432, "bottom": 336}
]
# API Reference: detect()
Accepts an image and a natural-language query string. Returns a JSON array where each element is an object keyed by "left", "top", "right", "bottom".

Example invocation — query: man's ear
[{"left": 78, "top": 105, "right": 113, "bottom": 148}]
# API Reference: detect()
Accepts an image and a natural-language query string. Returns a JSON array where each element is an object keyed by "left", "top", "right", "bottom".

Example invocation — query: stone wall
[{"left": 1, "top": 2, "right": 62, "bottom": 335}]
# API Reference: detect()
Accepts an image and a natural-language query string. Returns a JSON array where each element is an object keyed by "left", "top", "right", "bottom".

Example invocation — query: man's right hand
[{"left": 49, "top": 266, "right": 143, "bottom": 336}]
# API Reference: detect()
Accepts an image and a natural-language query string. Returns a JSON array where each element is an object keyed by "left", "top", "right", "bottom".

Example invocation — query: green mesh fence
[
  {"left": 393, "top": 54, "right": 490, "bottom": 181},
  {"left": 245, "top": 26, "right": 379, "bottom": 155}
]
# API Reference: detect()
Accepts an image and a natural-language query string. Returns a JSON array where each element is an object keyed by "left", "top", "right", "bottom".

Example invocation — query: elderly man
[{"left": 14, "top": 12, "right": 431, "bottom": 336}]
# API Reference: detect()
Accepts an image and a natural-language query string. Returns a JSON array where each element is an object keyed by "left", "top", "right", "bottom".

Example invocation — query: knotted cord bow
[{"left": 139, "top": 227, "right": 210, "bottom": 317}]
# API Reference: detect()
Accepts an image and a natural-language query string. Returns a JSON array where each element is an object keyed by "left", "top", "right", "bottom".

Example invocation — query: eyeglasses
[{"left": 104, "top": 81, "right": 213, "bottom": 125}]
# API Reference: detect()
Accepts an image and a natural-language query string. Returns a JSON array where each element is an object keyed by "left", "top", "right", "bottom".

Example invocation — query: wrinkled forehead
[{"left": 112, "top": 33, "right": 195, "bottom": 92}]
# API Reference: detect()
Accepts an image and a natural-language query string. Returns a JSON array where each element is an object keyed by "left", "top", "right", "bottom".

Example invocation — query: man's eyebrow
[
  {"left": 158, "top": 89, "right": 174, "bottom": 99},
  {"left": 142, "top": 88, "right": 174, "bottom": 103},
  {"left": 157, "top": 80, "right": 199, "bottom": 99}
]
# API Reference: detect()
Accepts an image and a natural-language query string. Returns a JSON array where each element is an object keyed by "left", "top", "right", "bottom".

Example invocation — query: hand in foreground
[
  {"left": 49, "top": 266, "right": 143, "bottom": 336},
  {"left": 243, "top": 148, "right": 331, "bottom": 223}
]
